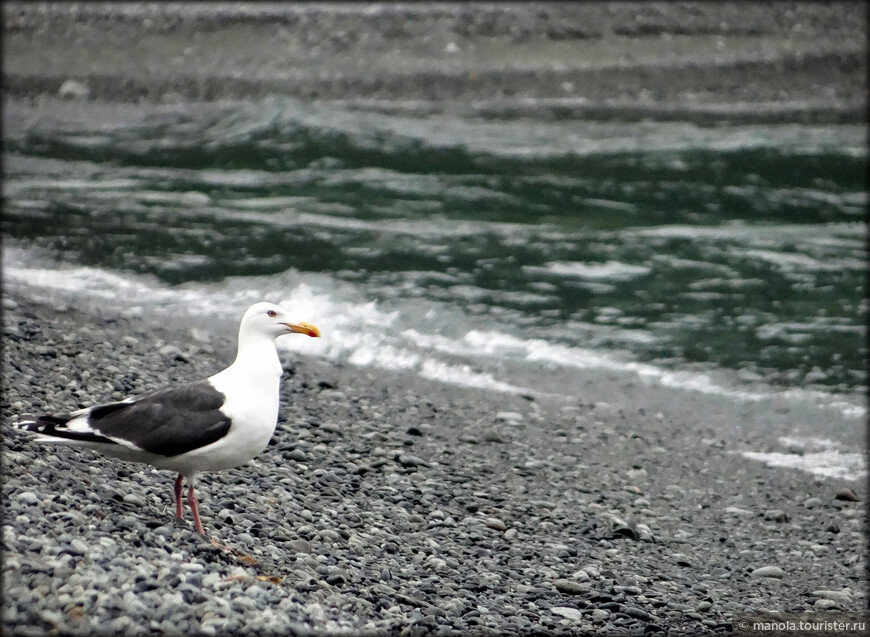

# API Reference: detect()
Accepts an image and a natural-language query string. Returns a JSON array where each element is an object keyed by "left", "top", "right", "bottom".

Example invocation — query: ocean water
[{"left": 2, "top": 98, "right": 867, "bottom": 452}]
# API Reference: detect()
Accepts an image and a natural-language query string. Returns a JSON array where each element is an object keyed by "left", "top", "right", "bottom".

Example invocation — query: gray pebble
[
  {"left": 288, "top": 539, "right": 311, "bottom": 554},
  {"left": 636, "top": 523, "right": 655, "bottom": 542},
  {"left": 834, "top": 488, "right": 859, "bottom": 502},
  {"left": 16, "top": 492, "right": 40, "bottom": 506},
  {"left": 554, "top": 579, "right": 590, "bottom": 595},
  {"left": 722, "top": 506, "right": 754, "bottom": 516},
  {"left": 396, "top": 453, "right": 429, "bottom": 468},
  {"left": 552, "top": 606, "right": 582, "bottom": 621},
  {"left": 763, "top": 509, "right": 789, "bottom": 523},
  {"left": 812, "top": 590, "right": 852, "bottom": 604},
  {"left": 672, "top": 553, "right": 692, "bottom": 567},
  {"left": 287, "top": 449, "right": 308, "bottom": 462},
  {"left": 751, "top": 566, "right": 785, "bottom": 578},
  {"left": 122, "top": 493, "right": 146, "bottom": 507},
  {"left": 624, "top": 606, "right": 650, "bottom": 621},
  {"left": 236, "top": 532, "right": 255, "bottom": 545}
]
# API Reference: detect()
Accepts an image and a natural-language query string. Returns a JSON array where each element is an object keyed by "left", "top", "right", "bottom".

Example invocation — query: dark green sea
[{"left": 3, "top": 98, "right": 866, "bottom": 423}]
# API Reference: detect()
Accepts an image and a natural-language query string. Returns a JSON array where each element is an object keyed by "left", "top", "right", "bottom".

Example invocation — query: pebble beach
[
  {"left": 2, "top": 2, "right": 867, "bottom": 635},
  {"left": 2, "top": 293, "right": 865, "bottom": 635}
]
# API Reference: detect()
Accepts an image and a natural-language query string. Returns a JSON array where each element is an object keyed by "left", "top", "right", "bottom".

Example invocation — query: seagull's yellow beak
[{"left": 283, "top": 322, "right": 321, "bottom": 338}]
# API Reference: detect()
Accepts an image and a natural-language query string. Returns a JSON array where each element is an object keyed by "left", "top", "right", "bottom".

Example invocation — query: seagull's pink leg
[
  {"left": 174, "top": 474, "right": 184, "bottom": 519},
  {"left": 187, "top": 484, "right": 206, "bottom": 535}
]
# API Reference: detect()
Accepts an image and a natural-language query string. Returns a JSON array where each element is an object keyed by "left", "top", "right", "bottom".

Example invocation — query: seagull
[{"left": 13, "top": 302, "right": 321, "bottom": 535}]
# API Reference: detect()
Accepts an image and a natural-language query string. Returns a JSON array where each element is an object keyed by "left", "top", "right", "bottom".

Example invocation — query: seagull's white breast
[{"left": 153, "top": 351, "right": 283, "bottom": 475}]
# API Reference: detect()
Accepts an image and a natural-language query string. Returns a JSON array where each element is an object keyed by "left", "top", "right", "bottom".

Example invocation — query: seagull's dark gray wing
[{"left": 16, "top": 382, "right": 232, "bottom": 457}]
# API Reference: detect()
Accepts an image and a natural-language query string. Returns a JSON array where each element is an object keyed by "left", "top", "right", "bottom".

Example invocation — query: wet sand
[{"left": 3, "top": 2, "right": 866, "bottom": 120}]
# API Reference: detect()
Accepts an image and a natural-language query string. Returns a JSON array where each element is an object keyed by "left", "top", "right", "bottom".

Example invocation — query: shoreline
[
  {"left": 2, "top": 290, "right": 865, "bottom": 635},
  {"left": 3, "top": 2, "right": 866, "bottom": 122}
]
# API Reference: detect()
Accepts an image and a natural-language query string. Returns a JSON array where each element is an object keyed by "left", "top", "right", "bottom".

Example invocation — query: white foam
[
  {"left": 460, "top": 329, "right": 866, "bottom": 417},
  {"left": 778, "top": 435, "right": 838, "bottom": 450},
  {"left": 523, "top": 260, "right": 650, "bottom": 280},
  {"left": 4, "top": 245, "right": 865, "bottom": 416},
  {"left": 737, "top": 248, "right": 866, "bottom": 272},
  {"left": 633, "top": 221, "right": 865, "bottom": 244},
  {"left": 829, "top": 402, "right": 868, "bottom": 419},
  {"left": 736, "top": 436, "right": 866, "bottom": 480},
  {"left": 401, "top": 329, "right": 470, "bottom": 357},
  {"left": 226, "top": 195, "right": 313, "bottom": 209},
  {"left": 418, "top": 360, "right": 531, "bottom": 394},
  {"left": 270, "top": 282, "right": 403, "bottom": 364},
  {"left": 3, "top": 178, "right": 140, "bottom": 194},
  {"left": 4, "top": 262, "right": 175, "bottom": 304},
  {"left": 347, "top": 342, "right": 420, "bottom": 370},
  {"left": 4, "top": 245, "right": 383, "bottom": 337}
]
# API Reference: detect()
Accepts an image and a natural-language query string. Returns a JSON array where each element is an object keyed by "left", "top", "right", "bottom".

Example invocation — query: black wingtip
[
  {"left": 14, "top": 416, "right": 40, "bottom": 430},
  {"left": 14, "top": 414, "right": 68, "bottom": 432},
  {"left": 13, "top": 414, "right": 120, "bottom": 446}
]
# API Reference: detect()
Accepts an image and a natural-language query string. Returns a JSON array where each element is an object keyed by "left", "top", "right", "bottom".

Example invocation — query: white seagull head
[{"left": 241, "top": 302, "right": 321, "bottom": 341}]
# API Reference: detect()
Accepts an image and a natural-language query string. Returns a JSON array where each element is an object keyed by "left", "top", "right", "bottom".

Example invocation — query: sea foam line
[
  {"left": 734, "top": 436, "right": 866, "bottom": 481},
  {"left": 5, "top": 249, "right": 865, "bottom": 416},
  {"left": 454, "top": 329, "right": 866, "bottom": 417},
  {"left": 3, "top": 252, "right": 533, "bottom": 396}
]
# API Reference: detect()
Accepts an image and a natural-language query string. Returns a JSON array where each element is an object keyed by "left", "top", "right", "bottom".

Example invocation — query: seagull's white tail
[
  {"left": 15, "top": 414, "right": 70, "bottom": 432},
  {"left": 13, "top": 413, "right": 109, "bottom": 446}
]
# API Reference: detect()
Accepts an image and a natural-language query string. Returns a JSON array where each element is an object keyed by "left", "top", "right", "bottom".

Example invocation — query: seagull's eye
[{"left": 267, "top": 310, "right": 277, "bottom": 318}]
